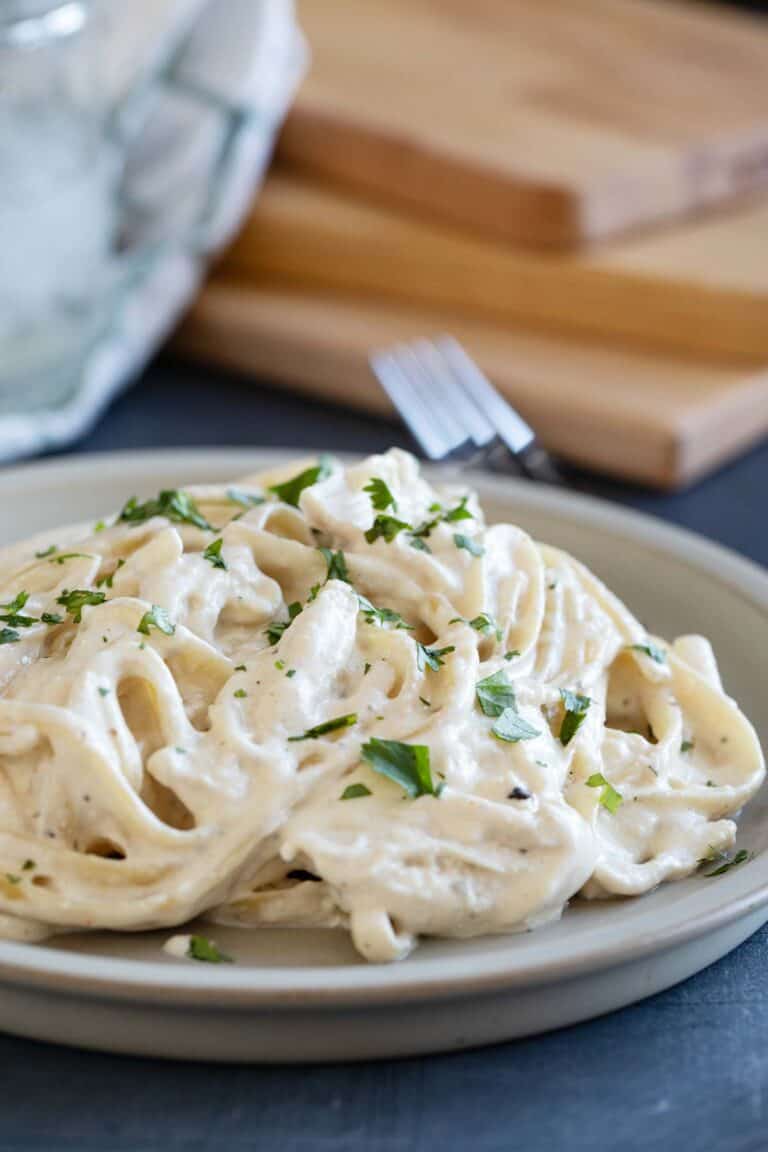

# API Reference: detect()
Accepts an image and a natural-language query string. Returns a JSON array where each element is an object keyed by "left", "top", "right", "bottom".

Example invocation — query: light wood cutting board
[
  {"left": 280, "top": 0, "right": 768, "bottom": 249},
  {"left": 219, "top": 169, "right": 768, "bottom": 365},
  {"left": 175, "top": 277, "right": 768, "bottom": 489}
]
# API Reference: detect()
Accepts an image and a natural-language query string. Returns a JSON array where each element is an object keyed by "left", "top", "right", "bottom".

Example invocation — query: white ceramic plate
[{"left": 0, "top": 449, "right": 766, "bottom": 1063}]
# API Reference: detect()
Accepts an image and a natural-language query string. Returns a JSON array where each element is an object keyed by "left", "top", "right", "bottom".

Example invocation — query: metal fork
[{"left": 369, "top": 336, "right": 560, "bottom": 483}]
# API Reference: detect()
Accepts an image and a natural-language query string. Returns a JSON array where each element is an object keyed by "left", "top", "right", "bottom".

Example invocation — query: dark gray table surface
[{"left": 2, "top": 357, "right": 768, "bottom": 1152}]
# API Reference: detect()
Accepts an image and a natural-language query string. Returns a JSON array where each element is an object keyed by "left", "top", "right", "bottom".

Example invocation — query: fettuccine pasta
[{"left": 0, "top": 450, "right": 761, "bottom": 962}]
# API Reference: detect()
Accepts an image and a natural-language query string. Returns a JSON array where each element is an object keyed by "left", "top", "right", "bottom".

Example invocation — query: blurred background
[{"left": 2, "top": 0, "right": 768, "bottom": 496}]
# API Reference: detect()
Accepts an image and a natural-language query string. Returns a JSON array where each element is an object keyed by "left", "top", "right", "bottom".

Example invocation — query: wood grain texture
[
  {"left": 219, "top": 169, "right": 768, "bottom": 364},
  {"left": 176, "top": 278, "right": 768, "bottom": 489},
  {"left": 280, "top": 0, "right": 768, "bottom": 249}
]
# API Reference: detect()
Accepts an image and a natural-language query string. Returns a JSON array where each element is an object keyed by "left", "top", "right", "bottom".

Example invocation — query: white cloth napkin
[{"left": 0, "top": 0, "right": 306, "bottom": 462}]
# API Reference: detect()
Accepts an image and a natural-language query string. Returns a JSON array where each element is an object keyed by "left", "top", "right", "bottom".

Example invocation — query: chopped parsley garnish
[
  {"left": 97, "top": 686, "right": 109, "bottom": 697},
  {"left": 341, "top": 782, "right": 372, "bottom": 800},
  {"left": 453, "top": 534, "right": 484, "bottom": 557},
  {"left": 226, "top": 487, "right": 265, "bottom": 508},
  {"left": 0, "top": 627, "right": 20, "bottom": 645},
  {"left": 203, "top": 539, "right": 227, "bottom": 570},
  {"left": 704, "top": 848, "right": 750, "bottom": 877},
  {"left": 94, "top": 520, "right": 106, "bottom": 533},
  {"left": 286, "top": 668, "right": 296, "bottom": 678},
  {"left": 363, "top": 477, "right": 397, "bottom": 512},
  {"left": 268, "top": 457, "right": 332, "bottom": 507},
  {"left": 265, "top": 601, "right": 303, "bottom": 645},
  {"left": 137, "top": 605, "right": 175, "bottom": 636},
  {"left": 444, "top": 496, "right": 473, "bottom": 522},
  {"left": 492, "top": 709, "right": 540, "bottom": 743},
  {"left": 419, "top": 696, "right": 431, "bottom": 707},
  {"left": 275, "top": 659, "right": 285, "bottom": 671},
  {"left": 628, "top": 642, "right": 667, "bottom": 665},
  {"left": 450, "top": 612, "right": 502, "bottom": 641},
  {"left": 35, "top": 545, "right": 57, "bottom": 558},
  {"left": 21, "top": 859, "right": 35, "bottom": 871},
  {"left": 365, "top": 514, "right": 411, "bottom": 544},
  {"left": 57, "top": 588, "right": 106, "bottom": 623},
  {"left": 119, "top": 489, "right": 211, "bottom": 531},
  {"left": 363, "top": 662, "right": 371, "bottom": 675},
  {"left": 95, "top": 558, "right": 125, "bottom": 588},
  {"left": 586, "top": 772, "right": 623, "bottom": 813},
  {"left": 357, "top": 593, "right": 413, "bottom": 630},
  {"left": 288, "top": 713, "right": 358, "bottom": 741},
  {"left": 476, "top": 669, "right": 516, "bottom": 717},
  {"left": 361, "top": 738, "right": 439, "bottom": 798},
  {"left": 234, "top": 688, "right": 247, "bottom": 699},
  {"left": 5, "top": 873, "right": 20, "bottom": 885},
  {"left": 408, "top": 535, "right": 432, "bottom": 553},
  {"left": 504, "top": 650, "right": 520, "bottom": 661},
  {"left": 559, "top": 689, "right": 591, "bottom": 746},
  {"left": 48, "top": 552, "right": 92, "bottom": 566},
  {"left": 186, "top": 935, "right": 233, "bottom": 963},
  {"left": 681, "top": 740, "right": 695, "bottom": 754},
  {"left": 416, "top": 643, "right": 455, "bottom": 672},
  {"left": 319, "top": 547, "right": 349, "bottom": 583},
  {"left": 0, "top": 592, "right": 36, "bottom": 628},
  {"left": 234, "top": 664, "right": 247, "bottom": 672}
]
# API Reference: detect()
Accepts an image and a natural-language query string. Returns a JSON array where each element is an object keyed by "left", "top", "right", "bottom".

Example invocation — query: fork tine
[
  {"left": 434, "top": 336, "right": 536, "bottom": 456},
  {"left": 370, "top": 349, "right": 451, "bottom": 459},
  {"left": 410, "top": 340, "right": 495, "bottom": 449},
  {"left": 371, "top": 345, "right": 468, "bottom": 459}
]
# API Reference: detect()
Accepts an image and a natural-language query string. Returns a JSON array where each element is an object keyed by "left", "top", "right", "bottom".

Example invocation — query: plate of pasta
[{"left": 0, "top": 447, "right": 765, "bottom": 1062}]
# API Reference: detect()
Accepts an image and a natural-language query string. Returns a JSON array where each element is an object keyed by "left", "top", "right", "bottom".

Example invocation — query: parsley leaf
[
  {"left": 365, "top": 514, "right": 412, "bottom": 544},
  {"left": 186, "top": 935, "right": 233, "bottom": 963},
  {"left": 319, "top": 547, "right": 349, "bottom": 583},
  {"left": 57, "top": 588, "right": 106, "bottom": 623},
  {"left": 341, "top": 782, "right": 372, "bottom": 800},
  {"left": 203, "top": 539, "right": 227, "bottom": 570},
  {"left": 681, "top": 740, "right": 695, "bottom": 754},
  {"left": 364, "top": 478, "right": 397, "bottom": 512},
  {"left": 628, "top": 642, "right": 667, "bottom": 665},
  {"left": 35, "top": 545, "right": 57, "bottom": 559},
  {"left": 453, "top": 534, "right": 484, "bottom": 557},
  {"left": 268, "top": 457, "right": 332, "bottom": 507},
  {"left": 119, "top": 489, "right": 211, "bottom": 531},
  {"left": 559, "top": 689, "right": 591, "bottom": 746},
  {"left": 450, "top": 612, "right": 502, "bottom": 641},
  {"left": 705, "top": 848, "right": 750, "bottom": 877},
  {"left": 504, "top": 650, "right": 520, "bottom": 661},
  {"left": 288, "top": 713, "right": 358, "bottom": 742},
  {"left": 234, "top": 688, "right": 247, "bottom": 699},
  {"left": 0, "top": 590, "right": 37, "bottom": 629},
  {"left": 492, "top": 708, "right": 540, "bottom": 743},
  {"left": 48, "top": 552, "right": 92, "bottom": 566},
  {"left": 586, "top": 772, "right": 623, "bottom": 814},
  {"left": 265, "top": 601, "right": 303, "bottom": 646},
  {"left": 137, "top": 605, "right": 175, "bottom": 636},
  {"left": 357, "top": 593, "right": 413, "bottom": 630},
  {"left": 444, "top": 497, "right": 473, "bottom": 522},
  {"left": 41, "top": 612, "right": 63, "bottom": 625},
  {"left": 95, "top": 558, "right": 125, "bottom": 589},
  {"left": 361, "top": 738, "right": 439, "bottom": 798},
  {"left": 476, "top": 669, "right": 516, "bottom": 717},
  {"left": 226, "top": 487, "right": 265, "bottom": 508},
  {"left": 416, "top": 643, "right": 455, "bottom": 672},
  {"left": 0, "top": 628, "right": 20, "bottom": 645}
]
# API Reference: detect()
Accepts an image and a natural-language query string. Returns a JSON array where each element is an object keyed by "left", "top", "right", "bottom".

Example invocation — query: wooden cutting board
[
  {"left": 280, "top": 0, "right": 768, "bottom": 249},
  {"left": 219, "top": 168, "right": 768, "bottom": 365},
  {"left": 175, "top": 277, "right": 768, "bottom": 489}
]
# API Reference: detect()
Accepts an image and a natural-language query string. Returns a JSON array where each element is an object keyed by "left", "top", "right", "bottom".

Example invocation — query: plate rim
[{"left": 0, "top": 446, "right": 766, "bottom": 1007}]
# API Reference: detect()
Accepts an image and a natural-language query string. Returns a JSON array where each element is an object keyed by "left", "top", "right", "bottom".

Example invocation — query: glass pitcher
[{"left": 0, "top": 1, "right": 122, "bottom": 411}]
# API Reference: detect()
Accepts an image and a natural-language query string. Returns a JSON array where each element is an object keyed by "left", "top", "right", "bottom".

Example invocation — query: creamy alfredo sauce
[{"left": 0, "top": 450, "right": 762, "bottom": 962}]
